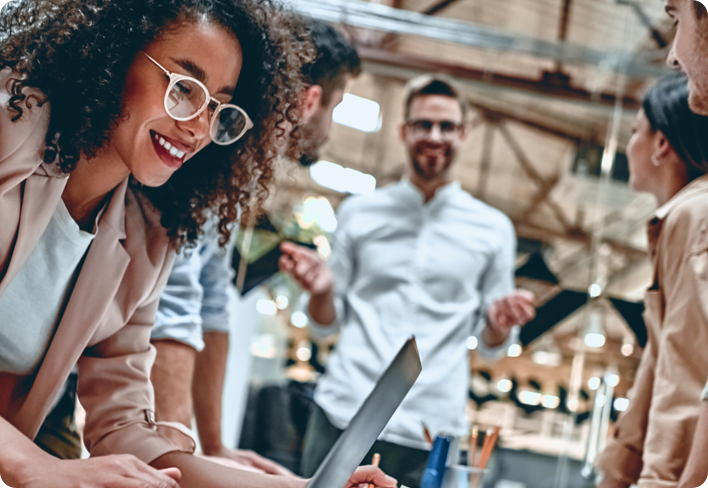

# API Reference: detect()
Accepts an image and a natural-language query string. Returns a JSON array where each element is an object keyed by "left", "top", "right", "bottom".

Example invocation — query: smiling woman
[
  {"left": 0, "top": 0, "right": 308, "bottom": 245},
  {"left": 0, "top": 0, "right": 395, "bottom": 487}
]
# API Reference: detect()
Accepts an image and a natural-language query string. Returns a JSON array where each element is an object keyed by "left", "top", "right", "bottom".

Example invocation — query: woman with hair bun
[
  {"left": 596, "top": 75, "right": 708, "bottom": 488},
  {"left": 0, "top": 1, "right": 397, "bottom": 487}
]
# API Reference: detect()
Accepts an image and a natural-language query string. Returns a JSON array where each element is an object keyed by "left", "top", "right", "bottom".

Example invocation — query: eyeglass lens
[
  {"left": 210, "top": 106, "right": 248, "bottom": 144},
  {"left": 409, "top": 120, "right": 461, "bottom": 135},
  {"left": 167, "top": 80, "right": 247, "bottom": 144},
  {"left": 167, "top": 79, "right": 206, "bottom": 119}
]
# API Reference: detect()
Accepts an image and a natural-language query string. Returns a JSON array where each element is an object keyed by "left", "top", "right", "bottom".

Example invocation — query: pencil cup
[{"left": 441, "top": 465, "right": 487, "bottom": 488}]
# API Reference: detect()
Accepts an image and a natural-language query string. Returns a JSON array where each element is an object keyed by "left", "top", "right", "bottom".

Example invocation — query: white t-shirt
[
  {"left": 308, "top": 180, "right": 518, "bottom": 450},
  {"left": 0, "top": 199, "right": 96, "bottom": 375}
]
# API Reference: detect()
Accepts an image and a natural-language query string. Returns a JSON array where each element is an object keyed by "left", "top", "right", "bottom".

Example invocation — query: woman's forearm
[
  {"left": 151, "top": 451, "right": 307, "bottom": 488},
  {"left": 0, "top": 416, "right": 53, "bottom": 485}
]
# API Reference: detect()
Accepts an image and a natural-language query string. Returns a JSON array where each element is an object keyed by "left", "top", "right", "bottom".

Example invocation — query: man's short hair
[
  {"left": 302, "top": 19, "right": 362, "bottom": 105},
  {"left": 403, "top": 73, "right": 469, "bottom": 121}
]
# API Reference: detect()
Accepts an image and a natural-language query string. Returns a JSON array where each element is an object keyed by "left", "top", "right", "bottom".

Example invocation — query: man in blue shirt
[{"left": 149, "top": 18, "right": 362, "bottom": 474}]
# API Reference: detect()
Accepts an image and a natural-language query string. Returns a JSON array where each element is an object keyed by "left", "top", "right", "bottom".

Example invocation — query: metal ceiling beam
[
  {"left": 476, "top": 122, "right": 496, "bottom": 200},
  {"left": 512, "top": 221, "right": 646, "bottom": 260},
  {"left": 358, "top": 46, "right": 643, "bottom": 110},
  {"left": 617, "top": 0, "right": 668, "bottom": 48},
  {"left": 290, "top": 0, "right": 668, "bottom": 77},
  {"left": 380, "top": 0, "right": 463, "bottom": 49},
  {"left": 498, "top": 122, "right": 574, "bottom": 232},
  {"left": 470, "top": 101, "right": 587, "bottom": 142},
  {"left": 558, "top": 0, "right": 573, "bottom": 42},
  {"left": 554, "top": 0, "right": 573, "bottom": 72},
  {"left": 421, "top": 0, "right": 461, "bottom": 16}
]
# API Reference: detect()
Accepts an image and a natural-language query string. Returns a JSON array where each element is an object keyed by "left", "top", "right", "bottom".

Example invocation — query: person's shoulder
[
  {"left": 665, "top": 180, "right": 708, "bottom": 223},
  {"left": 0, "top": 67, "right": 47, "bottom": 119},
  {"left": 672, "top": 189, "right": 708, "bottom": 217},
  {"left": 0, "top": 68, "right": 51, "bottom": 164},
  {"left": 337, "top": 184, "right": 397, "bottom": 216},
  {"left": 453, "top": 187, "right": 514, "bottom": 229},
  {"left": 658, "top": 184, "right": 708, "bottom": 257}
]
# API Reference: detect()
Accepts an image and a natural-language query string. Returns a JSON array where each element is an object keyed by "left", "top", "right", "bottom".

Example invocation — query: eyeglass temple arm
[{"left": 142, "top": 52, "right": 171, "bottom": 77}]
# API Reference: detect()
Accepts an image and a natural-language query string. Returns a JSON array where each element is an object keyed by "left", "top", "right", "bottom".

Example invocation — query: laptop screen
[{"left": 308, "top": 337, "right": 422, "bottom": 488}]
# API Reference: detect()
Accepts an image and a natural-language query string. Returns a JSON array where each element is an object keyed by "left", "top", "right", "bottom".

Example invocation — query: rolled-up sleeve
[
  {"left": 199, "top": 243, "right": 234, "bottom": 334},
  {"left": 596, "top": 337, "right": 655, "bottom": 484},
  {"left": 475, "top": 218, "right": 518, "bottom": 359},
  {"left": 151, "top": 249, "right": 206, "bottom": 351},
  {"left": 79, "top": 256, "right": 191, "bottom": 464},
  {"left": 306, "top": 200, "right": 356, "bottom": 340}
]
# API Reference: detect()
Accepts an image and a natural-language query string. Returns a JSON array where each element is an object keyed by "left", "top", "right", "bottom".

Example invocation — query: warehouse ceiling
[{"left": 277, "top": 0, "right": 676, "bottom": 368}]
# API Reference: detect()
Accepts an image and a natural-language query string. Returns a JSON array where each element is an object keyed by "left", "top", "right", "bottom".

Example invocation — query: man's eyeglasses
[
  {"left": 405, "top": 119, "right": 464, "bottom": 139},
  {"left": 143, "top": 52, "right": 253, "bottom": 146}
]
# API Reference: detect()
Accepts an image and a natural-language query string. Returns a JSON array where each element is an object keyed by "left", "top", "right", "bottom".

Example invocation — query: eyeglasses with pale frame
[{"left": 143, "top": 52, "right": 253, "bottom": 145}]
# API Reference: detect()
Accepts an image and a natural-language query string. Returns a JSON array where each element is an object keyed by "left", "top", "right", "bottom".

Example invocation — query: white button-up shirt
[{"left": 309, "top": 179, "right": 518, "bottom": 450}]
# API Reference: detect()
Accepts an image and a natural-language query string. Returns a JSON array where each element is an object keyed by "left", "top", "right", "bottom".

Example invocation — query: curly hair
[{"left": 0, "top": 0, "right": 312, "bottom": 247}]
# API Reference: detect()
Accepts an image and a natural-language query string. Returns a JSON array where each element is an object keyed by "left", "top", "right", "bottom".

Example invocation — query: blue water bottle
[{"left": 420, "top": 435, "right": 451, "bottom": 488}]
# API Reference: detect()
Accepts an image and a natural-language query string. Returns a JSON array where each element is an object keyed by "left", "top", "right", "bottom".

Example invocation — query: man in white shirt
[
  {"left": 279, "top": 74, "right": 535, "bottom": 487},
  {"left": 654, "top": 2, "right": 708, "bottom": 487}
]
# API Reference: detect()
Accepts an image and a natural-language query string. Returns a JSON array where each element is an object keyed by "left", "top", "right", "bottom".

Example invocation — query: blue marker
[{"left": 420, "top": 435, "right": 452, "bottom": 488}]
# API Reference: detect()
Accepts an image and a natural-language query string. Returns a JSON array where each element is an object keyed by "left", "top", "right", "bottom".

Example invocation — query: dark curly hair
[{"left": 0, "top": 0, "right": 312, "bottom": 247}]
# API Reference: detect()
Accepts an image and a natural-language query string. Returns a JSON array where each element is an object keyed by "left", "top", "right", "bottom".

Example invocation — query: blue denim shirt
[{"left": 151, "top": 225, "right": 234, "bottom": 351}]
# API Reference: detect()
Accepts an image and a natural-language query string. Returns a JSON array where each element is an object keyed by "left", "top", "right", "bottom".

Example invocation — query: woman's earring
[{"left": 651, "top": 153, "right": 661, "bottom": 167}]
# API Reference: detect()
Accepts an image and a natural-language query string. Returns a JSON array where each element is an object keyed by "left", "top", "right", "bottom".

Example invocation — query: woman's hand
[
  {"left": 197, "top": 450, "right": 295, "bottom": 477},
  {"left": 13, "top": 454, "right": 181, "bottom": 488},
  {"left": 343, "top": 465, "right": 397, "bottom": 488}
]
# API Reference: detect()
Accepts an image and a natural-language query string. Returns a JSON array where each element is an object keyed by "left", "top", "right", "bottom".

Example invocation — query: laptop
[{"left": 308, "top": 337, "right": 423, "bottom": 488}]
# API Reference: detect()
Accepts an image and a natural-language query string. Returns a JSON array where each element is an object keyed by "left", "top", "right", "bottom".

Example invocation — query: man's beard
[
  {"left": 409, "top": 146, "right": 454, "bottom": 180},
  {"left": 685, "top": 14, "right": 708, "bottom": 115},
  {"left": 297, "top": 110, "right": 328, "bottom": 167},
  {"left": 299, "top": 151, "right": 319, "bottom": 167},
  {"left": 688, "top": 67, "right": 708, "bottom": 116}
]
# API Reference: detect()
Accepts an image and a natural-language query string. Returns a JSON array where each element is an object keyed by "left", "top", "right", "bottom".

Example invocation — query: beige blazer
[
  {"left": 597, "top": 175, "right": 708, "bottom": 488},
  {"left": 0, "top": 68, "right": 187, "bottom": 463}
]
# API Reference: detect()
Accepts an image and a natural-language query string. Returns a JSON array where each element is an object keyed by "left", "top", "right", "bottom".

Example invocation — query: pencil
[
  {"left": 372, "top": 453, "right": 381, "bottom": 467},
  {"left": 478, "top": 425, "right": 501, "bottom": 469},
  {"left": 368, "top": 453, "right": 381, "bottom": 488},
  {"left": 468, "top": 427, "right": 478, "bottom": 468},
  {"left": 422, "top": 422, "right": 434, "bottom": 445},
  {"left": 477, "top": 429, "right": 492, "bottom": 469}
]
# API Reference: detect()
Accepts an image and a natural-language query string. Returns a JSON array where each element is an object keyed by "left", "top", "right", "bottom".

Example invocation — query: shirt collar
[
  {"left": 652, "top": 173, "right": 708, "bottom": 223},
  {"left": 397, "top": 178, "right": 461, "bottom": 205},
  {"left": 646, "top": 174, "right": 708, "bottom": 255}
]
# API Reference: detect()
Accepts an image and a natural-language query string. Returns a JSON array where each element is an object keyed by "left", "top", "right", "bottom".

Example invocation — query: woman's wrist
[
  {"left": 290, "top": 476, "right": 310, "bottom": 488},
  {"left": 2, "top": 445, "right": 55, "bottom": 487}
]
